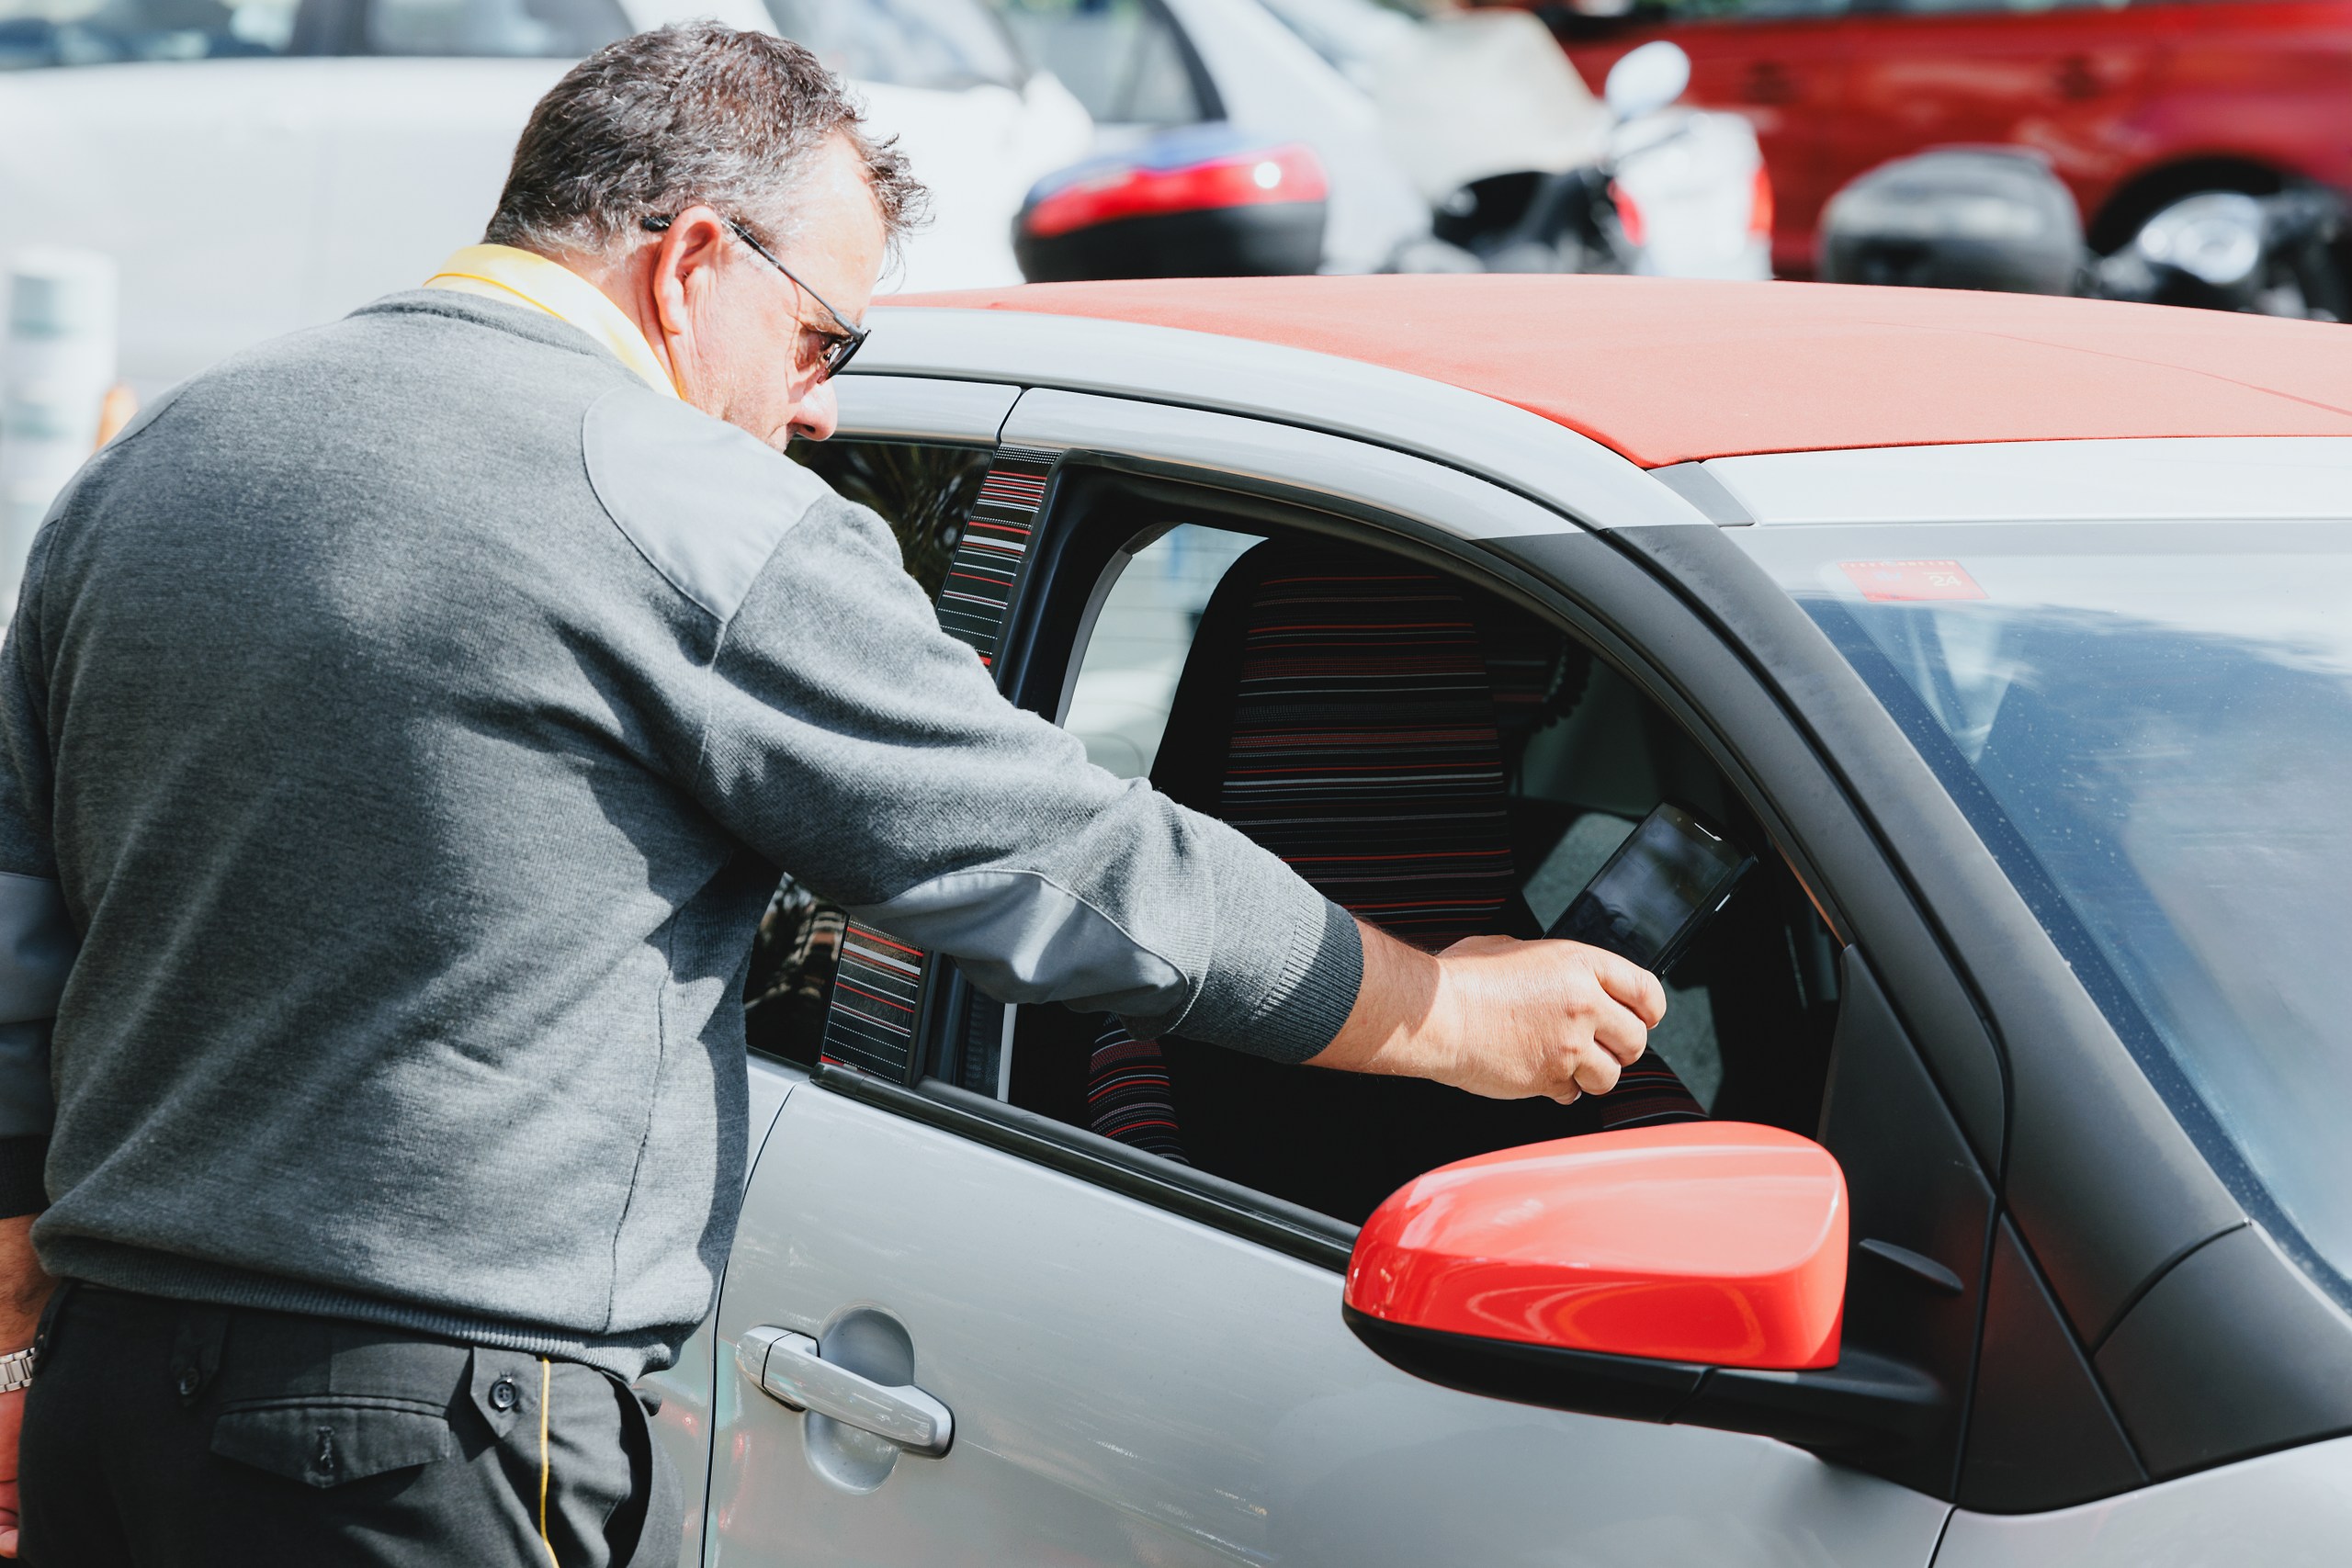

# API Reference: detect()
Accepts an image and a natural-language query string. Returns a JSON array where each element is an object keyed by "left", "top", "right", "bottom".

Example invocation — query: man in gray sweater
[{"left": 0, "top": 25, "right": 1663, "bottom": 1566}]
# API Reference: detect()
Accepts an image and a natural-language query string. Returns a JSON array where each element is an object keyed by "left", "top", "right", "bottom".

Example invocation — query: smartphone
[{"left": 1544, "top": 802, "right": 1755, "bottom": 976}]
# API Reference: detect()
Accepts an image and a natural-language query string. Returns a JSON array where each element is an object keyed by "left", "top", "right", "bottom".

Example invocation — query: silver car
[{"left": 643, "top": 275, "right": 2352, "bottom": 1566}]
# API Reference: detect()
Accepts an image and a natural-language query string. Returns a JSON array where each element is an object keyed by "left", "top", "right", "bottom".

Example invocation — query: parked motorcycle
[
  {"left": 1375, "top": 17, "right": 1770, "bottom": 282},
  {"left": 2089, "top": 188, "right": 2346, "bottom": 321},
  {"left": 1818, "top": 146, "right": 2346, "bottom": 321}
]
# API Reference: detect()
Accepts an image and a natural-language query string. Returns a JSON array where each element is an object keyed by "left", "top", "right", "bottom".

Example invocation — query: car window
[
  {"left": 0, "top": 0, "right": 300, "bottom": 66},
  {"left": 989, "top": 509, "right": 1838, "bottom": 1225},
  {"left": 1061, "top": 524, "right": 1259, "bottom": 777},
  {"left": 765, "top": 0, "right": 1025, "bottom": 91},
  {"left": 996, "top": 0, "right": 1204, "bottom": 126},
  {"left": 360, "top": 0, "right": 624, "bottom": 56},
  {"left": 743, "top": 437, "right": 996, "bottom": 1067},
  {"left": 1739, "top": 518, "right": 2352, "bottom": 1310}
]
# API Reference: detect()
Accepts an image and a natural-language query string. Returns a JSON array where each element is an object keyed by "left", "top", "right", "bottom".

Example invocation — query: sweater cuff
[
  {"left": 1222, "top": 898, "right": 1364, "bottom": 1066},
  {"left": 0, "top": 1136, "right": 48, "bottom": 1218}
]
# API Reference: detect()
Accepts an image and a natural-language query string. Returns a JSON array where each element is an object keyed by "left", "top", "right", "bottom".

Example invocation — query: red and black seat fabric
[{"left": 1083, "top": 541, "right": 1700, "bottom": 1216}]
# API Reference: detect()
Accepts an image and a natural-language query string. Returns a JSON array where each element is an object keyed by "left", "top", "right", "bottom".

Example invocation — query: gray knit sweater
[{"left": 0, "top": 291, "right": 1361, "bottom": 1377}]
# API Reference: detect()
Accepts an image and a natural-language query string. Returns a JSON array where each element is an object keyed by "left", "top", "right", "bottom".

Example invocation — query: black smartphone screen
[{"left": 1544, "top": 802, "right": 1754, "bottom": 975}]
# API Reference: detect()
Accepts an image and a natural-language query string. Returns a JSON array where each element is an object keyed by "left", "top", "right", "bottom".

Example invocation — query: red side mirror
[{"left": 1345, "top": 1122, "right": 1847, "bottom": 1371}]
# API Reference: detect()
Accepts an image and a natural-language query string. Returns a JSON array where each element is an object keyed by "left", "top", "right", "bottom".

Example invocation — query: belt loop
[
  {"left": 29, "top": 1277, "right": 75, "bottom": 1368},
  {"left": 167, "top": 1303, "right": 229, "bottom": 1405}
]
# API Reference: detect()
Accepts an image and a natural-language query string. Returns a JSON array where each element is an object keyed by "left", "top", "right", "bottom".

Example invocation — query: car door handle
[{"left": 735, "top": 1325, "right": 955, "bottom": 1457}]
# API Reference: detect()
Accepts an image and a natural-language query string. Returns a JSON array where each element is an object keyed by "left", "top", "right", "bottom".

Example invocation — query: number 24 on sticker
[{"left": 1838, "top": 560, "right": 1988, "bottom": 603}]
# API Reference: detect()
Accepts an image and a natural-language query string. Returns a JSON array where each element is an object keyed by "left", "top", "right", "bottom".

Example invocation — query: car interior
[{"left": 980, "top": 490, "right": 1845, "bottom": 1226}]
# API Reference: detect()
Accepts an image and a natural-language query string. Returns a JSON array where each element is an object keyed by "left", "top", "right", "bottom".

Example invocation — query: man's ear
[{"left": 650, "top": 206, "right": 731, "bottom": 343}]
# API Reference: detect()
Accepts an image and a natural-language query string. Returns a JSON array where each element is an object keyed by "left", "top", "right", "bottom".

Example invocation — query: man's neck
[{"left": 541, "top": 245, "right": 676, "bottom": 387}]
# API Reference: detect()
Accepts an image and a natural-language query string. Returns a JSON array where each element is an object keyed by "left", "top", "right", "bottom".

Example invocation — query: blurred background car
[
  {"left": 0, "top": 0, "right": 1092, "bottom": 390},
  {"left": 1529, "top": 0, "right": 2352, "bottom": 287},
  {"left": 3, "top": 0, "right": 2346, "bottom": 605},
  {"left": 999, "top": 0, "right": 1430, "bottom": 273},
  {"left": 1003, "top": 0, "right": 1768, "bottom": 281}
]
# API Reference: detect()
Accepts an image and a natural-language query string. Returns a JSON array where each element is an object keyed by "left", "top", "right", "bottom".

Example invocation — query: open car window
[{"left": 987, "top": 508, "right": 1840, "bottom": 1226}]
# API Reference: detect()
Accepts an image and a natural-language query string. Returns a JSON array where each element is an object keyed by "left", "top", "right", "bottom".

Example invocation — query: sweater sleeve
[
  {"left": 0, "top": 535, "right": 74, "bottom": 1215},
  {"left": 687, "top": 492, "right": 1363, "bottom": 1065}
]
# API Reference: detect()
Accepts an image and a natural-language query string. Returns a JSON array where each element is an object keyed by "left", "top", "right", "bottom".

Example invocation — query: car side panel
[
  {"left": 708, "top": 1081, "right": 1951, "bottom": 1567},
  {"left": 1933, "top": 1433, "right": 2352, "bottom": 1566},
  {"left": 644, "top": 1055, "right": 798, "bottom": 1568}
]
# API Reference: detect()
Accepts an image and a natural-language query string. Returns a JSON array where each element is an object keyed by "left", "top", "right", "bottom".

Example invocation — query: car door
[
  {"left": 701, "top": 382, "right": 1995, "bottom": 1565},
  {"left": 1835, "top": 0, "right": 2182, "bottom": 247}
]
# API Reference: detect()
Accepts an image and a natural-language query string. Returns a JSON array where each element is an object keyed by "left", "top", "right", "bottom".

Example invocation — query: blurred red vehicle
[{"left": 1528, "top": 0, "right": 2352, "bottom": 277}]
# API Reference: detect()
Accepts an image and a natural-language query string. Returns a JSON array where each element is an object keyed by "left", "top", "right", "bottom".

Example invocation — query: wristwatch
[{"left": 0, "top": 1347, "right": 34, "bottom": 1393}]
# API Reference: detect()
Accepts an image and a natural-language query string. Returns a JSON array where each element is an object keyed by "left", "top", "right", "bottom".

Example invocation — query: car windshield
[
  {"left": 1736, "top": 519, "right": 2352, "bottom": 1303},
  {"left": 764, "top": 0, "right": 1024, "bottom": 91}
]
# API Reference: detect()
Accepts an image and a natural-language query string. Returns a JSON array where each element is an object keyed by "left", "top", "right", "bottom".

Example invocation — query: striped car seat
[{"left": 1084, "top": 542, "right": 1700, "bottom": 1214}]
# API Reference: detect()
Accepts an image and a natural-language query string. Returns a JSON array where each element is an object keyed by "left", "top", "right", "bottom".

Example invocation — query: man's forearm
[
  {"left": 1303, "top": 919, "right": 1446, "bottom": 1078},
  {"left": 0, "top": 1218, "right": 51, "bottom": 1352}
]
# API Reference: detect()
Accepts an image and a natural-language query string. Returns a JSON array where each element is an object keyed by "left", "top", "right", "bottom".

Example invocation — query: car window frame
[{"left": 806, "top": 385, "right": 1988, "bottom": 1214}]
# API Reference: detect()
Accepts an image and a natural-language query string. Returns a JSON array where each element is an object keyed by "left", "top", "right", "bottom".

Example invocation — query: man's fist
[
  {"left": 1422, "top": 932, "right": 1667, "bottom": 1101},
  {"left": 1309, "top": 921, "right": 1667, "bottom": 1102}
]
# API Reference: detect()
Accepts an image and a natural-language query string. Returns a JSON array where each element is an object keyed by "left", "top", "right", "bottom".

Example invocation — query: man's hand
[
  {"left": 0, "top": 1214, "right": 53, "bottom": 1561},
  {"left": 1307, "top": 921, "right": 1667, "bottom": 1103}
]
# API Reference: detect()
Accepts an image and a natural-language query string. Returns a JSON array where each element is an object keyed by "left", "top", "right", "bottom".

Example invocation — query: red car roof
[{"left": 892, "top": 275, "right": 2352, "bottom": 468}]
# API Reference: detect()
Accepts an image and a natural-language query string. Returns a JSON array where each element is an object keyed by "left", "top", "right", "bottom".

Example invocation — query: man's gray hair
[{"left": 484, "top": 22, "right": 927, "bottom": 261}]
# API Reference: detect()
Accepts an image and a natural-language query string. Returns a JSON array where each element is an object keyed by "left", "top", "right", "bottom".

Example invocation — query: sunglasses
[{"left": 641, "top": 213, "right": 867, "bottom": 380}]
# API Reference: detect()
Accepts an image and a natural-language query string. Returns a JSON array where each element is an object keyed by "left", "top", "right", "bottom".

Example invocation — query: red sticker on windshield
[{"left": 1839, "top": 560, "right": 1986, "bottom": 602}]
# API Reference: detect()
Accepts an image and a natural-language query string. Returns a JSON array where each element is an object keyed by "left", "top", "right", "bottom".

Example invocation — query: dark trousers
[{"left": 21, "top": 1285, "right": 682, "bottom": 1568}]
